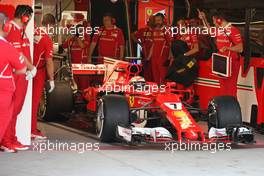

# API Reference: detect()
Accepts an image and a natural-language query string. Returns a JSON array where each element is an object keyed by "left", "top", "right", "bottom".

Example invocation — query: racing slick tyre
[
  {"left": 208, "top": 96, "right": 242, "bottom": 130},
  {"left": 96, "top": 95, "right": 130, "bottom": 142},
  {"left": 42, "top": 80, "right": 73, "bottom": 121}
]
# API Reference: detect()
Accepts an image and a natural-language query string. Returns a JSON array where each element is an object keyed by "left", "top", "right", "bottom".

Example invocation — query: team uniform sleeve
[
  {"left": 230, "top": 27, "right": 243, "bottom": 45},
  {"left": 164, "top": 29, "right": 172, "bottom": 44},
  {"left": 6, "top": 29, "right": 23, "bottom": 53},
  {"left": 8, "top": 46, "right": 26, "bottom": 71},
  {"left": 44, "top": 36, "right": 53, "bottom": 60}
]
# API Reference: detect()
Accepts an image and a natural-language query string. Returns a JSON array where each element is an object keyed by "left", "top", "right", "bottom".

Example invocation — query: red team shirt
[
  {"left": 63, "top": 36, "right": 90, "bottom": 63},
  {"left": 6, "top": 21, "right": 32, "bottom": 62},
  {"left": 151, "top": 27, "right": 171, "bottom": 60},
  {"left": 34, "top": 27, "right": 53, "bottom": 68},
  {"left": 92, "top": 27, "right": 125, "bottom": 58},
  {"left": 134, "top": 27, "right": 153, "bottom": 58},
  {"left": 176, "top": 33, "right": 198, "bottom": 50},
  {"left": 215, "top": 24, "right": 242, "bottom": 59},
  {"left": 0, "top": 37, "right": 26, "bottom": 92}
]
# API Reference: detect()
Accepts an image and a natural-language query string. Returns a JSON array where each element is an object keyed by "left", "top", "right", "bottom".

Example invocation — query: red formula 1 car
[{"left": 84, "top": 58, "right": 254, "bottom": 144}]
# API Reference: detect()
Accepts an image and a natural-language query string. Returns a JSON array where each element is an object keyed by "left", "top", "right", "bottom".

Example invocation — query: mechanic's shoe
[
  {"left": 31, "top": 131, "right": 47, "bottom": 140},
  {"left": 0, "top": 143, "right": 17, "bottom": 153},
  {"left": 13, "top": 141, "right": 29, "bottom": 151}
]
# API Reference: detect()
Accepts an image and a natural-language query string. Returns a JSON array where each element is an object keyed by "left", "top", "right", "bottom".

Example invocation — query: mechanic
[
  {"left": 173, "top": 18, "right": 199, "bottom": 91},
  {"left": 175, "top": 18, "right": 199, "bottom": 57},
  {"left": 31, "top": 14, "right": 56, "bottom": 140},
  {"left": 148, "top": 13, "right": 172, "bottom": 84},
  {"left": 88, "top": 13, "right": 125, "bottom": 63},
  {"left": 62, "top": 24, "right": 90, "bottom": 90},
  {"left": 0, "top": 12, "right": 27, "bottom": 153},
  {"left": 1, "top": 5, "right": 37, "bottom": 152},
  {"left": 198, "top": 10, "right": 243, "bottom": 97},
  {"left": 131, "top": 15, "right": 155, "bottom": 81}
]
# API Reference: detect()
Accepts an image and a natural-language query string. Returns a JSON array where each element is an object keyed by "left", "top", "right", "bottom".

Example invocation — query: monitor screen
[{"left": 212, "top": 53, "right": 231, "bottom": 77}]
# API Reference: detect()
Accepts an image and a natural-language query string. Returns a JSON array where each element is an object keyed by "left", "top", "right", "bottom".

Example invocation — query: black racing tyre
[
  {"left": 43, "top": 80, "right": 73, "bottom": 121},
  {"left": 208, "top": 96, "right": 242, "bottom": 130},
  {"left": 96, "top": 95, "right": 130, "bottom": 142}
]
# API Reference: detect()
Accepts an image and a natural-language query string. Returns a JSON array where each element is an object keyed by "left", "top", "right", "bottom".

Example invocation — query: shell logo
[{"left": 173, "top": 111, "right": 193, "bottom": 129}]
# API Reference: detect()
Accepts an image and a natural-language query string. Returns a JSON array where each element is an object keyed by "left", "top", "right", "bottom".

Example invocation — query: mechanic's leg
[
  {"left": 1, "top": 75, "right": 28, "bottom": 144},
  {"left": 0, "top": 91, "right": 14, "bottom": 142},
  {"left": 143, "top": 61, "right": 153, "bottom": 82},
  {"left": 32, "top": 69, "right": 46, "bottom": 134},
  {"left": 151, "top": 58, "right": 161, "bottom": 84},
  {"left": 159, "top": 64, "right": 168, "bottom": 85}
]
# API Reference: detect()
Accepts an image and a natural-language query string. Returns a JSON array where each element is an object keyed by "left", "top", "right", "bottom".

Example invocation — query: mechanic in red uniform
[
  {"left": 174, "top": 18, "right": 199, "bottom": 91},
  {"left": 131, "top": 16, "right": 155, "bottom": 81},
  {"left": 62, "top": 24, "right": 90, "bottom": 90},
  {"left": 148, "top": 13, "right": 172, "bottom": 84},
  {"left": 1, "top": 5, "right": 37, "bottom": 152},
  {"left": 32, "top": 14, "right": 56, "bottom": 140},
  {"left": 0, "top": 12, "right": 27, "bottom": 153},
  {"left": 199, "top": 11, "right": 243, "bottom": 97},
  {"left": 88, "top": 13, "right": 125, "bottom": 63},
  {"left": 176, "top": 18, "right": 199, "bottom": 57}
]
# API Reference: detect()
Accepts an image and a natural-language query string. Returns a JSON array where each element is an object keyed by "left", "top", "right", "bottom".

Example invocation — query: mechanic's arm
[
  {"left": 146, "top": 44, "right": 154, "bottom": 61},
  {"left": 131, "top": 32, "right": 141, "bottom": 45},
  {"left": 46, "top": 59, "right": 54, "bottom": 81},
  {"left": 226, "top": 43, "right": 243, "bottom": 53},
  {"left": 88, "top": 42, "right": 96, "bottom": 63},
  {"left": 184, "top": 43, "right": 199, "bottom": 56},
  {"left": 76, "top": 37, "right": 86, "bottom": 49},
  {"left": 14, "top": 67, "right": 27, "bottom": 74},
  {"left": 198, "top": 9, "right": 211, "bottom": 29},
  {"left": 21, "top": 53, "right": 35, "bottom": 70}
]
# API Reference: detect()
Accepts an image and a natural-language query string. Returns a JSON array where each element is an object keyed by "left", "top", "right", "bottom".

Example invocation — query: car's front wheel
[
  {"left": 97, "top": 95, "right": 130, "bottom": 142},
  {"left": 208, "top": 96, "right": 242, "bottom": 130}
]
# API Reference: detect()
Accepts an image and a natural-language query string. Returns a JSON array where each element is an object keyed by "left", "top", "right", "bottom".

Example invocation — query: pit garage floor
[{"left": 1, "top": 122, "right": 264, "bottom": 176}]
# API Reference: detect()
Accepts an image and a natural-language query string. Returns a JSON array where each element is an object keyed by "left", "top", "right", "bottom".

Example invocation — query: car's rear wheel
[
  {"left": 97, "top": 95, "right": 130, "bottom": 142},
  {"left": 208, "top": 96, "right": 242, "bottom": 130},
  {"left": 42, "top": 80, "right": 73, "bottom": 121}
]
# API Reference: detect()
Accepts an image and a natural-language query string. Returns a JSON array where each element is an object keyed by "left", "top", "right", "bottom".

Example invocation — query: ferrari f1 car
[{"left": 82, "top": 58, "right": 254, "bottom": 144}]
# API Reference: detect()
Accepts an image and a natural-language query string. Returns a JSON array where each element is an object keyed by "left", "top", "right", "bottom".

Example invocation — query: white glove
[
  {"left": 25, "top": 66, "right": 37, "bottom": 80},
  {"left": 48, "top": 80, "right": 55, "bottom": 93}
]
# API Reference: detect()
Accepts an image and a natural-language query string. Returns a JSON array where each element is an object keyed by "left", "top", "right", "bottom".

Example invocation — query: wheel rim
[
  {"left": 38, "top": 90, "right": 47, "bottom": 120},
  {"left": 208, "top": 102, "right": 217, "bottom": 128},
  {"left": 96, "top": 99, "right": 104, "bottom": 138}
]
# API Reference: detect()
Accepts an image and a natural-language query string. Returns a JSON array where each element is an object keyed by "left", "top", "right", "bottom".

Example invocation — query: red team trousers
[
  {"left": 1, "top": 75, "right": 28, "bottom": 144},
  {"left": 31, "top": 68, "right": 46, "bottom": 133},
  {"left": 0, "top": 92, "right": 14, "bottom": 141}
]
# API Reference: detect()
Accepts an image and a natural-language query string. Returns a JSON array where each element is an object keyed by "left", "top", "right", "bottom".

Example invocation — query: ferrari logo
[
  {"left": 146, "top": 9, "right": 153, "bottom": 16},
  {"left": 129, "top": 96, "right": 135, "bottom": 107}
]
